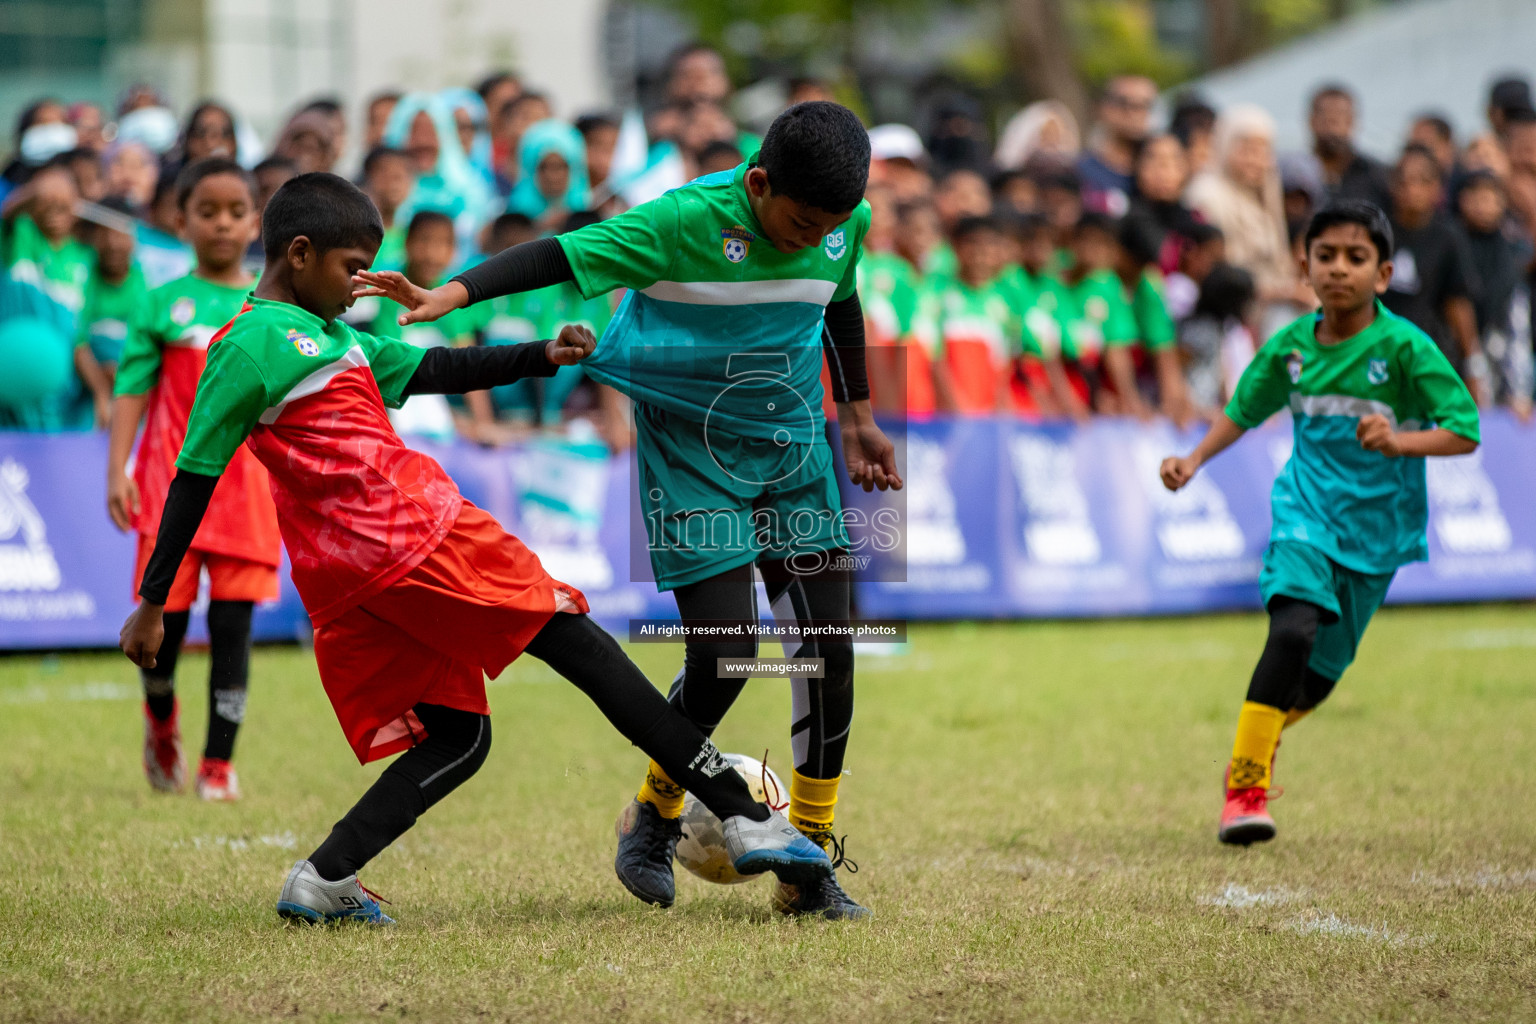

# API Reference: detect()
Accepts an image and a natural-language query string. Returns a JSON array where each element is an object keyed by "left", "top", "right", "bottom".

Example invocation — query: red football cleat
[
  {"left": 143, "top": 699, "right": 186, "bottom": 793},
  {"left": 195, "top": 757, "right": 241, "bottom": 801}
]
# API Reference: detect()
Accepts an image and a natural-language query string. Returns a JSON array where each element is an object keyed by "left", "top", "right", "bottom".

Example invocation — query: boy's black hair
[
  {"left": 1013, "top": 211, "right": 1052, "bottom": 238},
  {"left": 1118, "top": 215, "right": 1162, "bottom": 267},
  {"left": 1193, "top": 262, "right": 1255, "bottom": 321},
  {"left": 1073, "top": 211, "right": 1119, "bottom": 238},
  {"left": 261, "top": 172, "right": 384, "bottom": 263},
  {"left": 697, "top": 139, "right": 743, "bottom": 168},
  {"left": 1396, "top": 142, "right": 1443, "bottom": 182},
  {"left": 574, "top": 112, "right": 620, "bottom": 137},
  {"left": 1031, "top": 165, "right": 1081, "bottom": 195},
  {"left": 1169, "top": 95, "right": 1217, "bottom": 147},
  {"left": 475, "top": 72, "right": 518, "bottom": 101},
  {"left": 1310, "top": 82, "right": 1355, "bottom": 111},
  {"left": 951, "top": 214, "right": 1000, "bottom": 243},
  {"left": 1303, "top": 199, "right": 1394, "bottom": 262},
  {"left": 362, "top": 145, "right": 410, "bottom": 181},
  {"left": 491, "top": 211, "right": 534, "bottom": 235},
  {"left": 253, "top": 155, "right": 298, "bottom": 178},
  {"left": 756, "top": 101, "right": 870, "bottom": 214},
  {"left": 1413, "top": 112, "right": 1454, "bottom": 143},
  {"left": 1505, "top": 106, "right": 1536, "bottom": 129},
  {"left": 1456, "top": 167, "right": 1504, "bottom": 196},
  {"left": 1184, "top": 221, "right": 1224, "bottom": 247},
  {"left": 560, "top": 210, "right": 604, "bottom": 234},
  {"left": 406, "top": 209, "right": 454, "bottom": 238},
  {"left": 175, "top": 157, "right": 253, "bottom": 209}
]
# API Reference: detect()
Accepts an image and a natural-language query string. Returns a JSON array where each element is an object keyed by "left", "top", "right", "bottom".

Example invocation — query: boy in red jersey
[
  {"left": 106, "top": 159, "right": 279, "bottom": 800},
  {"left": 118, "top": 173, "right": 829, "bottom": 925}
]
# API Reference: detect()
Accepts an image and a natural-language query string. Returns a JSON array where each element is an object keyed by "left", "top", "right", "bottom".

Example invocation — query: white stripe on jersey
[
  {"left": 1288, "top": 394, "right": 1422, "bottom": 431},
  {"left": 167, "top": 325, "right": 219, "bottom": 350},
  {"left": 641, "top": 278, "right": 838, "bottom": 307},
  {"left": 258, "top": 345, "right": 371, "bottom": 424}
]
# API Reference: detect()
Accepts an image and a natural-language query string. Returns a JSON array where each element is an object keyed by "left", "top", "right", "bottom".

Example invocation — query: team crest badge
[
  {"left": 824, "top": 229, "right": 847, "bottom": 261},
  {"left": 286, "top": 328, "right": 320, "bottom": 357},
  {"left": 1286, "top": 349, "right": 1305, "bottom": 384},
  {"left": 721, "top": 226, "right": 754, "bottom": 263},
  {"left": 1367, "top": 358, "right": 1389, "bottom": 385},
  {"left": 170, "top": 297, "right": 196, "bottom": 326}
]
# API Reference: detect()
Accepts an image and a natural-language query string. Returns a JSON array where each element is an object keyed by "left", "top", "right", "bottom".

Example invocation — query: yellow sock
[
  {"left": 1229, "top": 702, "right": 1286, "bottom": 790},
  {"left": 789, "top": 769, "right": 840, "bottom": 841},
  {"left": 1283, "top": 707, "right": 1312, "bottom": 729},
  {"left": 636, "top": 761, "right": 685, "bottom": 818}
]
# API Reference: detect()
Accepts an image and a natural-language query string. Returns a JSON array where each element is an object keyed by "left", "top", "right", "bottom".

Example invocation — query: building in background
[{"left": 1, "top": 0, "right": 610, "bottom": 158}]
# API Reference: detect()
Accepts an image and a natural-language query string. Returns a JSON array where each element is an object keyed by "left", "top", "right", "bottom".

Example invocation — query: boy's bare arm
[
  {"left": 106, "top": 392, "right": 150, "bottom": 532},
  {"left": 1160, "top": 413, "right": 1246, "bottom": 491},
  {"left": 1356, "top": 415, "right": 1477, "bottom": 458}
]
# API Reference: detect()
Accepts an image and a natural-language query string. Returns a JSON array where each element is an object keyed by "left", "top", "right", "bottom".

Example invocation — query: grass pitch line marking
[
  {"left": 1411, "top": 867, "right": 1536, "bottom": 889},
  {"left": 0, "top": 681, "right": 137, "bottom": 704},
  {"left": 1284, "top": 911, "right": 1432, "bottom": 946},
  {"left": 172, "top": 832, "right": 299, "bottom": 852},
  {"left": 1202, "top": 884, "right": 1302, "bottom": 909}
]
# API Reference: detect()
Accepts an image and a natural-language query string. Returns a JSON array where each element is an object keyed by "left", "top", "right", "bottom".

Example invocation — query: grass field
[{"left": 3, "top": 605, "right": 1535, "bottom": 1023}]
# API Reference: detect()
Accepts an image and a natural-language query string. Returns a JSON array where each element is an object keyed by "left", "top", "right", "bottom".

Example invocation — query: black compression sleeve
[
  {"left": 138, "top": 470, "right": 219, "bottom": 605},
  {"left": 403, "top": 341, "right": 558, "bottom": 396},
  {"left": 822, "top": 292, "right": 870, "bottom": 403},
  {"left": 450, "top": 237, "right": 574, "bottom": 305}
]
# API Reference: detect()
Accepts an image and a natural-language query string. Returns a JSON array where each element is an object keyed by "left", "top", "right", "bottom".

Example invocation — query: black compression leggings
[
  {"left": 668, "top": 553, "right": 855, "bottom": 779},
  {"left": 1245, "top": 597, "right": 1340, "bottom": 712},
  {"left": 140, "top": 601, "right": 254, "bottom": 760},
  {"left": 307, "top": 613, "right": 767, "bottom": 880}
]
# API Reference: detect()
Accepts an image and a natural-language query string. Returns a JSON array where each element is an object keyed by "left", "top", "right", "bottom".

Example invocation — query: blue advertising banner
[{"left": 0, "top": 412, "right": 1531, "bottom": 649}]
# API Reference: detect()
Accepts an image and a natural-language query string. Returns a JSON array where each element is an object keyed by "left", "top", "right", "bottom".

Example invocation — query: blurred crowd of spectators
[{"left": 2, "top": 48, "right": 1533, "bottom": 442}]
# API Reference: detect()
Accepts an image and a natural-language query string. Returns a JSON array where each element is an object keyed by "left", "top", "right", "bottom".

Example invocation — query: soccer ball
[{"left": 674, "top": 753, "right": 786, "bottom": 884}]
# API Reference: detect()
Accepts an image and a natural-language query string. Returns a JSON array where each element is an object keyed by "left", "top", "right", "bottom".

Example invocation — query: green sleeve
[
  {"left": 2, "top": 213, "right": 41, "bottom": 267},
  {"left": 832, "top": 203, "right": 871, "bottom": 303},
  {"left": 1134, "top": 273, "right": 1176, "bottom": 351},
  {"left": 176, "top": 344, "right": 272, "bottom": 475},
  {"left": 1223, "top": 341, "right": 1292, "bottom": 429},
  {"left": 357, "top": 329, "right": 429, "bottom": 408},
  {"left": 557, "top": 194, "right": 681, "bottom": 299},
  {"left": 1099, "top": 279, "right": 1139, "bottom": 348},
  {"left": 113, "top": 298, "right": 164, "bottom": 396},
  {"left": 1405, "top": 333, "right": 1480, "bottom": 443}
]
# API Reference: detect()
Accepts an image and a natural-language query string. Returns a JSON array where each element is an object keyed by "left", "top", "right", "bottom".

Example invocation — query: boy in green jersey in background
[
  {"left": 107, "top": 158, "right": 282, "bottom": 801},
  {"left": 1161, "top": 201, "right": 1479, "bottom": 846},
  {"left": 358, "top": 102, "right": 902, "bottom": 920},
  {"left": 75, "top": 196, "right": 148, "bottom": 425}
]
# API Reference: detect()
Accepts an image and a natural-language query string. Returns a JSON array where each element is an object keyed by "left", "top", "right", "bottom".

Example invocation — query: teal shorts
[
  {"left": 635, "top": 402, "right": 848, "bottom": 590},
  {"left": 1258, "top": 540, "right": 1396, "bottom": 681}
]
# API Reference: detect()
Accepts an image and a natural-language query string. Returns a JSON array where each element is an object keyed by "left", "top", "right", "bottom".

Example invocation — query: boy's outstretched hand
[
  {"left": 1160, "top": 455, "right": 1200, "bottom": 491},
  {"left": 351, "top": 271, "right": 469, "bottom": 326},
  {"left": 120, "top": 602, "right": 165, "bottom": 670},
  {"left": 545, "top": 324, "right": 596, "bottom": 365},
  {"left": 1355, "top": 413, "right": 1401, "bottom": 456}
]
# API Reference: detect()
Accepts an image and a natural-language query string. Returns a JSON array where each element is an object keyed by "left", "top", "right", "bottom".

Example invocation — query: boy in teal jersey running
[
  {"left": 359, "top": 102, "right": 902, "bottom": 920},
  {"left": 1161, "top": 201, "right": 1479, "bottom": 846}
]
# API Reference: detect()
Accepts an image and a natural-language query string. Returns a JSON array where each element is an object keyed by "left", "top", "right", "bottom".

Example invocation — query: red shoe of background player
[
  {"left": 1219, "top": 777, "right": 1276, "bottom": 846},
  {"left": 195, "top": 757, "right": 241, "bottom": 801},
  {"left": 143, "top": 699, "right": 186, "bottom": 793}
]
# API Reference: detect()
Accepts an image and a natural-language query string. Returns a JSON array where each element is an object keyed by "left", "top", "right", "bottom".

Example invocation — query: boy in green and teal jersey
[
  {"left": 75, "top": 197, "right": 148, "bottom": 426},
  {"left": 1161, "top": 201, "right": 1479, "bottom": 847},
  {"left": 0, "top": 160, "right": 94, "bottom": 430},
  {"left": 359, "top": 102, "right": 902, "bottom": 920}
]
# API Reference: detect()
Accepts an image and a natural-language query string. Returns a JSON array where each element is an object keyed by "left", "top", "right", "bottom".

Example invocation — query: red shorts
[
  {"left": 133, "top": 536, "right": 280, "bottom": 613},
  {"left": 312, "top": 503, "right": 587, "bottom": 764}
]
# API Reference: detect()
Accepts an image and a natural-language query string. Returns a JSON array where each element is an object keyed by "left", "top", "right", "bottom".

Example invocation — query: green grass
[{"left": 3, "top": 606, "right": 1536, "bottom": 1023}]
